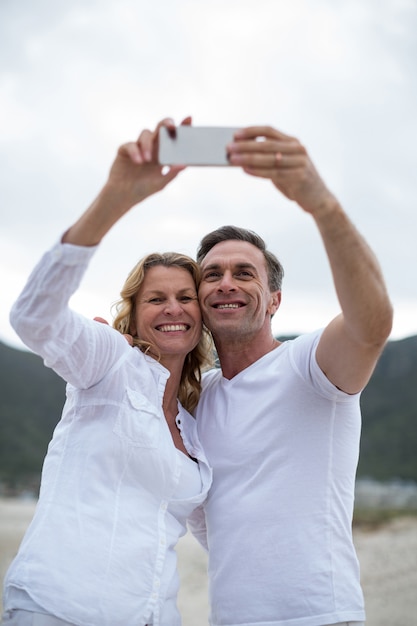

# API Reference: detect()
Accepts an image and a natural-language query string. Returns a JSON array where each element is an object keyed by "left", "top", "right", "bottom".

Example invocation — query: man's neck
[{"left": 215, "top": 333, "right": 281, "bottom": 380}]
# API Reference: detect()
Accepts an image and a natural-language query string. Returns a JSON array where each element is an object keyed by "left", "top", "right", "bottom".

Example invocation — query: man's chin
[
  {"left": 203, "top": 310, "right": 243, "bottom": 328},
  {"left": 206, "top": 320, "right": 246, "bottom": 340}
]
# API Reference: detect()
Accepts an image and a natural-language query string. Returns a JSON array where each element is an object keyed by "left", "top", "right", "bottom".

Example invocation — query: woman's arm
[
  {"left": 10, "top": 117, "right": 190, "bottom": 387},
  {"left": 63, "top": 117, "right": 189, "bottom": 246},
  {"left": 9, "top": 242, "right": 131, "bottom": 389}
]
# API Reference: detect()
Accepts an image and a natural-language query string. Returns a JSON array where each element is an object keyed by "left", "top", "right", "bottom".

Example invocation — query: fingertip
[
  {"left": 128, "top": 142, "right": 144, "bottom": 164},
  {"left": 158, "top": 117, "right": 177, "bottom": 138},
  {"left": 93, "top": 317, "right": 109, "bottom": 325},
  {"left": 169, "top": 164, "right": 186, "bottom": 175},
  {"left": 165, "top": 117, "right": 177, "bottom": 133}
]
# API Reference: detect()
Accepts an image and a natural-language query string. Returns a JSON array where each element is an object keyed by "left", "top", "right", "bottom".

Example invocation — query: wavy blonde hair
[{"left": 112, "top": 252, "right": 213, "bottom": 413}]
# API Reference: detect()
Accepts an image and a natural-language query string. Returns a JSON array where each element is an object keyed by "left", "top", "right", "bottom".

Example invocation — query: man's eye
[
  {"left": 204, "top": 272, "right": 221, "bottom": 280},
  {"left": 236, "top": 271, "right": 253, "bottom": 278}
]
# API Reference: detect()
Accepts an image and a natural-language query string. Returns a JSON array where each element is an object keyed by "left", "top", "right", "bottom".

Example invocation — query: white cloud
[{"left": 1, "top": 0, "right": 417, "bottom": 349}]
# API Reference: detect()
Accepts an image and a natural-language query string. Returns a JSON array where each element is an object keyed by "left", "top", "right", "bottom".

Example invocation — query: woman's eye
[{"left": 181, "top": 294, "right": 199, "bottom": 303}]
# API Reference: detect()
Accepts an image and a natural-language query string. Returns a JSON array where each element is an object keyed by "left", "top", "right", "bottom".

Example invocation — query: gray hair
[{"left": 196, "top": 225, "right": 284, "bottom": 291}]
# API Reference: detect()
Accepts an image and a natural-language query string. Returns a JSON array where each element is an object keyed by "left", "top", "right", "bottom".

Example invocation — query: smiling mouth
[
  {"left": 214, "top": 303, "right": 242, "bottom": 309},
  {"left": 156, "top": 324, "right": 189, "bottom": 332}
]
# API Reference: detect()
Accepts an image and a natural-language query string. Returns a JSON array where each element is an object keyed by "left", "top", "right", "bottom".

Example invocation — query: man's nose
[{"left": 217, "top": 271, "right": 236, "bottom": 291}]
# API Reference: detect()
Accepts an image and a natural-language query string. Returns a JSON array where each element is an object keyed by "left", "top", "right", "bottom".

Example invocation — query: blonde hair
[{"left": 112, "top": 252, "right": 213, "bottom": 413}]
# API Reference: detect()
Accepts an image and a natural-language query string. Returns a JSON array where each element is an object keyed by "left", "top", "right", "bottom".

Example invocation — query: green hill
[
  {"left": 0, "top": 341, "right": 66, "bottom": 492},
  {"left": 358, "top": 335, "right": 417, "bottom": 481},
  {"left": 1, "top": 335, "right": 416, "bottom": 493}
]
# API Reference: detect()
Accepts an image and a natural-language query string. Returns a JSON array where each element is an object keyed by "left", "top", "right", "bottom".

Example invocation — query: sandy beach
[{"left": 1, "top": 497, "right": 416, "bottom": 625}]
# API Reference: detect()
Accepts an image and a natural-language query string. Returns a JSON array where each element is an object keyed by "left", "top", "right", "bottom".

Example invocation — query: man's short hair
[{"left": 196, "top": 225, "right": 284, "bottom": 291}]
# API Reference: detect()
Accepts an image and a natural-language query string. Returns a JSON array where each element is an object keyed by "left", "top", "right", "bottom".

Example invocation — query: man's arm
[
  {"left": 307, "top": 197, "right": 393, "bottom": 394},
  {"left": 227, "top": 126, "right": 393, "bottom": 393}
]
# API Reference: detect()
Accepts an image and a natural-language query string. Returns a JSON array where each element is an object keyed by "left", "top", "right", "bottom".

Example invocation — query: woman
[{"left": 2, "top": 118, "right": 212, "bottom": 626}]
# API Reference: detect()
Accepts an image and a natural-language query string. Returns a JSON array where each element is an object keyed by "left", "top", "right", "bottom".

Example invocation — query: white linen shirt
[{"left": 4, "top": 242, "right": 212, "bottom": 626}]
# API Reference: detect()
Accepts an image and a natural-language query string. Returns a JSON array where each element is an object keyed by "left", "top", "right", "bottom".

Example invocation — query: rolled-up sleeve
[{"left": 10, "top": 241, "right": 129, "bottom": 389}]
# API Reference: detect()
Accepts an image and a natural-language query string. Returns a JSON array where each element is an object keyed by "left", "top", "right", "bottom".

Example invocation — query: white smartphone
[{"left": 158, "top": 126, "right": 241, "bottom": 166}]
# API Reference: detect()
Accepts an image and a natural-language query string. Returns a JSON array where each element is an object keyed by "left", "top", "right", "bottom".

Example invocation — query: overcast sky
[{"left": 1, "top": 0, "right": 416, "bottom": 351}]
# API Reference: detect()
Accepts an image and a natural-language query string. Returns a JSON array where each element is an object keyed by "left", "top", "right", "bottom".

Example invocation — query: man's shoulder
[
  {"left": 202, "top": 366, "right": 222, "bottom": 387},
  {"left": 285, "top": 329, "right": 323, "bottom": 354}
]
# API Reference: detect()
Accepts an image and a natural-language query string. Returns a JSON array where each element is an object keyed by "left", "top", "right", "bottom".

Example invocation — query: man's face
[{"left": 198, "top": 240, "right": 281, "bottom": 342}]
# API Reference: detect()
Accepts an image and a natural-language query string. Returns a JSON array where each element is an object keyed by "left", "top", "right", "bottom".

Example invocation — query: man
[
  {"left": 94, "top": 120, "right": 392, "bottom": 625},
  {"left": 188, "top": 126, "right": 393, "bottom": 626}
]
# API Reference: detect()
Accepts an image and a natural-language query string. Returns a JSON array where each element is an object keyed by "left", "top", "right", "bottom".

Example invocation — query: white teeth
[
  {"left": 158, "top": 324, "right": 188, "bottom": 332},
  {"left": 217, "top": 303, "right": 240, "bottom": 309}
]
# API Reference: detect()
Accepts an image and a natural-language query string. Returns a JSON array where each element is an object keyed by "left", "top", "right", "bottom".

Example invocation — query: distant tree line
[{"left": 1, "top": 334, "right": 416, "bottom": 494}]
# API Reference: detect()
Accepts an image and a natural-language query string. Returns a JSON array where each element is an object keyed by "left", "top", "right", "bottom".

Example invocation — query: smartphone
[{"left": 158, "top": 126, "right": 241, "bottom": 166}]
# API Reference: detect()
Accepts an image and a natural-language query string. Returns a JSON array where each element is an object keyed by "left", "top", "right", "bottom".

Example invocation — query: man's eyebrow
[
  {"left": 201, "top": 263, "right": 222, "bottom": 271},
  {"left": 202, "top": 262, "right": 258, "bottom": 272},
  {"left": 235, "top": 263, "right": 257, "bottom": 271}
]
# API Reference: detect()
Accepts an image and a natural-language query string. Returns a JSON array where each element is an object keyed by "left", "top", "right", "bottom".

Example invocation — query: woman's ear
[
  {"left": 129, "top": 319, "right": 137, "bottom": 336},
  {"left": 129, "top": 300, "right": 138, "bottom": 337}
]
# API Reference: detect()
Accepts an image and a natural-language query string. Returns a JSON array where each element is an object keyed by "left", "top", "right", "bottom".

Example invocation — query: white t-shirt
[
  {"left": 190, "top": 332, "right": 365, "bottom": 626},
  {"left": 4, "top": 242, "right": 212, "bottom": 626}
]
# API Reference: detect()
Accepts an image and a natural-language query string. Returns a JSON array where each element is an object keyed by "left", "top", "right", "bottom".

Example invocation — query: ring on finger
[{"left": 274, "top": 152, "right": 283, "bottom": 166}]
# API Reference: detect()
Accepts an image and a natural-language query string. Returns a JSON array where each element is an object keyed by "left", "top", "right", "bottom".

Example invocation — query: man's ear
[{"left": 269, "top": 291, "right": 281, "bottom": 317}]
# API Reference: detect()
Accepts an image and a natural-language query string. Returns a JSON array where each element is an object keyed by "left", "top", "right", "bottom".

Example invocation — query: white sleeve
[
  {"left": 10, "top": 241, "right": 130, "bottom": 389},
  {"left": 289, "top": 329, "right": 357, "bottom": 399},
  {"left": 187, "top": 504, "right": 209, "bottom": 552}
]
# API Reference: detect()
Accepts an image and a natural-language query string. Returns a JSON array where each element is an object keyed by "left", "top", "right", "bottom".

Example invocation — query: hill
[
  {"left": 358, "top": 334, "right": 417, "bottom": 481},
  {"left": 0, "top": 342, "right": 66, "bottom": 492},
  {"left": 1, "top": 335, "right": 416, "bottom": 492}
]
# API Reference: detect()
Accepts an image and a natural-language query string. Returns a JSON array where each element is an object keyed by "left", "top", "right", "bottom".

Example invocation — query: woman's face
[{"left": 131, "top": 265, "right": 202, "bottom": 364}]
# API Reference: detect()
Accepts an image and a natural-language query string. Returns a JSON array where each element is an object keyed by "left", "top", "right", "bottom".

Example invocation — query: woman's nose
[{"left": 163, "top": 298, "right": 183, "bottom": 315}]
